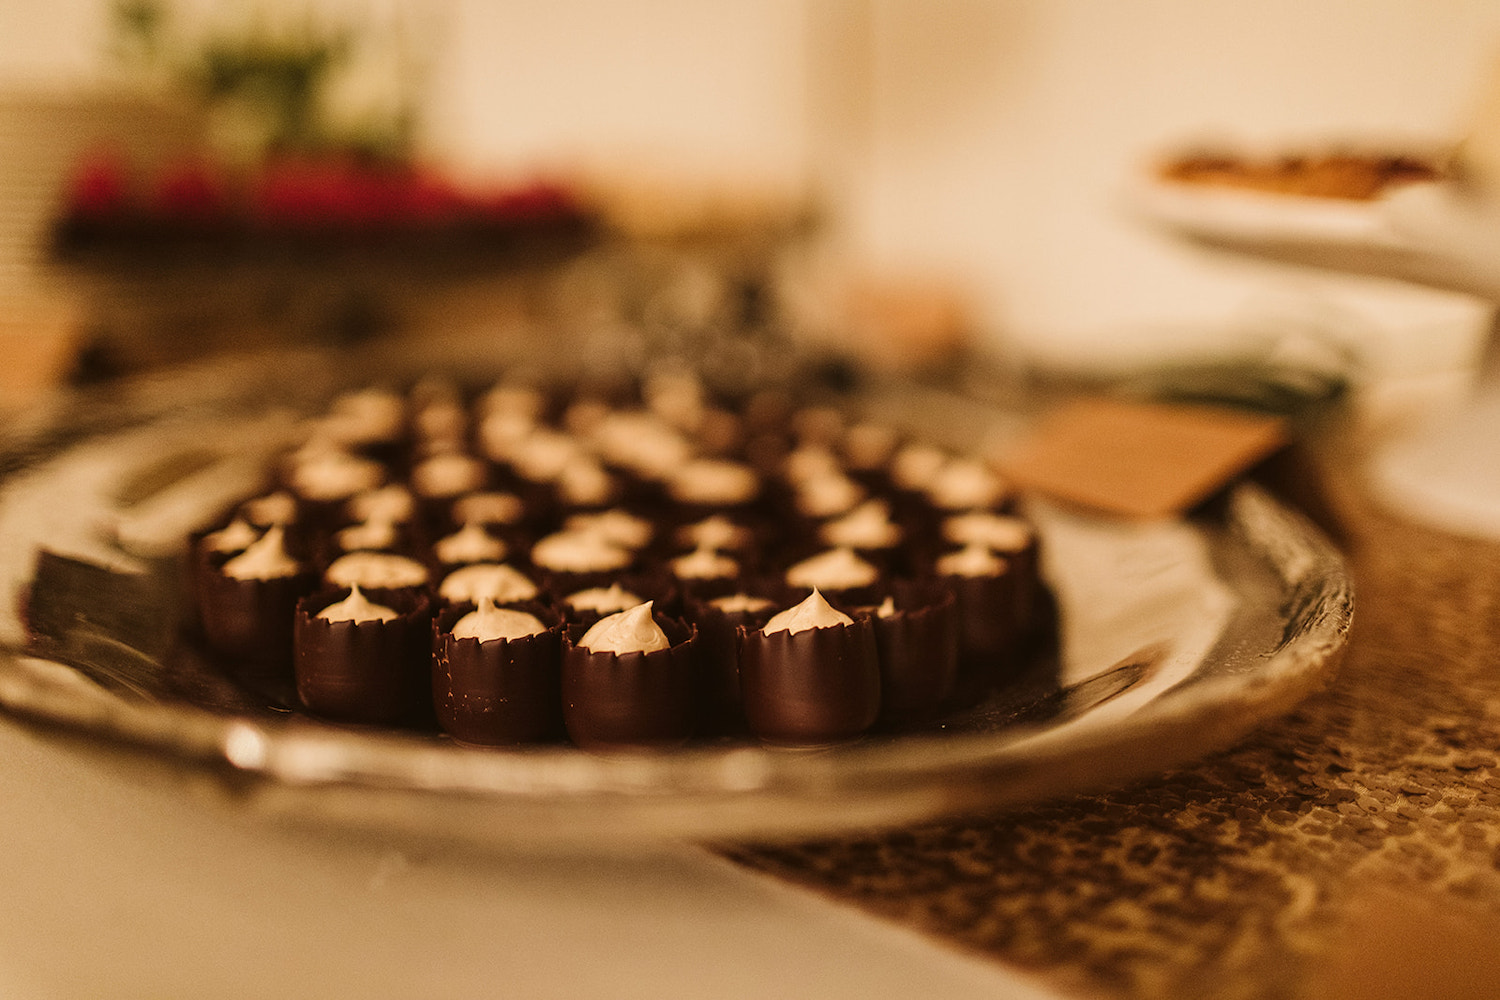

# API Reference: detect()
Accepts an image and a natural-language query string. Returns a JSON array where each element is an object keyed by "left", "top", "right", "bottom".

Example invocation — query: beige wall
[
  {"left": 845, "top": 0, "right": 1500, "bottom": 369},
  {"left": 6, "top": 0, "right": 1500, "bottom": 372},
  {"left": 423, "top": 0, "right": 809, "bottom": 190}
]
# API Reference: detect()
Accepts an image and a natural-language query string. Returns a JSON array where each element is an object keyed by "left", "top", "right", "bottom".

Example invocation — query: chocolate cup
[
  {"left": 737, "top": 618, "right": 880, "bottom": 744},
  {"left": 867, "top": 581, "right": 960, "bottom": 727},
  {"left": 432, "top": 605, "right": 563, "bottom": 745},
  {"left": 941, "top": 518, "right": 1041, "bottom": 626},
  {"left": 1009, "top": 534, "right": 1041, "bottom": 634},
  {"left": 681, "top": 588, "right": 786, "bottom": 736},
  {"left": 347, "top": 434, "right": 409, "bottom": 471},
  {"left": 560, "top": 616, "right": 697, "bottom": 749},
  {"left": 195, "top": 562, "right": 317, "bottom": 673},
  {"left": 294, "top": 589, "right": 433, "bottom": 725},
  {"left": 507, "top": 477, "right": 580, "bottom": 526},
  {"left": 938, "top": 567, "right": 1021, "bottom": 709}
]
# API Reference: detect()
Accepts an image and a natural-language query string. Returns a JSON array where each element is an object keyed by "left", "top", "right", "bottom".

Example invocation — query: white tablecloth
[{"left": 0, "top": 718, "right": 1065, "bottom": 1000}]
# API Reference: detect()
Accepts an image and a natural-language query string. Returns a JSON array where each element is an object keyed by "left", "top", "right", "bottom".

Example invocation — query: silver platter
[{"left": 0, "top": 343, "right": 1351, "bottom": 850}]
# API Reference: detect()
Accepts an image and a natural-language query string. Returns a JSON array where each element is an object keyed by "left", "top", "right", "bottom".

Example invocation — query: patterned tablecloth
[{"left": 724, "top": 452, "right": 1500, "bottom": 1000}]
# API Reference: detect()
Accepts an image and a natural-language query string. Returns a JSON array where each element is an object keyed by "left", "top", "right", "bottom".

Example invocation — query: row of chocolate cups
[
  {"left": 191, "top": 488, "right": 1044, "bottom": 688},
  {"left": 290, "top": 581, "right": 966, "bottom": 748}
]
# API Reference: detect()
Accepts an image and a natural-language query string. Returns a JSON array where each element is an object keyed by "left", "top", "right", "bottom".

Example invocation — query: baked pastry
[{"left": 1158, "top": 149, "right": 1443, "bottom": 200}]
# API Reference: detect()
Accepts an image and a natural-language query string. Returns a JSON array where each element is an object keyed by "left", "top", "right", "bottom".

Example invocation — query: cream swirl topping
[
  {"left": 667, "top": 459, "right": 760, "bottom": 507},
  {"left": 677, "top": 515, "right": 750, "bottom": 552},
  {"left": 347, "top": 484, "right": 415, "bottom": 525},
  {"left": 942, "top": 512, "right": 1032, "bottom": 552},
  {"left": 411, "top": 453, "right": 485, "bottom": 499},
  {"left": 414, "top": 400, "right": 466, "bottom": 445},
  {"left": 782, "top": 445, "right": 841, "bottom": 485},
  {"left": 434, "top": 522, "right": 507, "bottom": 565},
  {"left": 439, "top": 563, "right": 539, "bottom": 604},
  {"left": 708, "top": 593, "right": 775, "bottom": 615},
  {"left": 785, "top": 547, "right": 878, "bottom": 590},
  {"left": 289, "top": 449, "right": 385, "bottom": 502},
  {"left": 578, "top": 602, "right": 670, "bottom": 654},
  {"left": 317, "top": 584, "right": 399, "bottom": 623},
  {"left": 477, "top": 409, "right": 536, "bottom": 460},
  {"left": 452, "top": 598, "right": 548, "bottom": 642},
  {"left": 820, "top": 500, "right": 901, "bottom": 550},
  {"left": 565, "top": 582, "right": 644, "bottom": 614},
  {"left": 241, "top": 491, "right": 297, "bottom": 526},
  {"left": 557, "top": 458, "right": 616, "bottom": 507},
  {"left": 890, "top": 443, "right": 948, "bottom": 491},
  {"left": 481, "top": 383, "right": 546, "bottom": 421},
  {"left": 509, "top": 429, "right": 581, "bottom": 483},
  {"left": 670, "top": 545, "right": 739, "bottom": 581},
  {"left": 644, "top": 366, "right": 706, "bottom": 430},
  {"left": 563, "top": 510, "right": 652, "bottom": 551},
  {"left": 926, "top": 458, "right": 1009, "bottom": 511},
  {"left": 324, "top": 551, "right": 429, "bottom": 589},
  {"left": 936, "top": 543, "right": 1007, "bottom": 578},
  {"left": 321, "top": 388, "right": 405, "bottom": 445},
  {"left": 336, "top": 517, "right": 398, "bottom": 552},
  {"left": 205, "top": 517, "right": 260, "bottom": 554},
  {"left": 762, "top": 589, "right": 852, "bottom": 636},
  {"left": 795, "top": 474, "right": 865, "bottom": 519},
  {"left": 843, "top": 422, "right": 898, "bottom": 471},
  {"left": 591, "top": 411, "right": 691, "bottom": 479},
  {"left": 452, "top": 491, "right": 525, "bottom": 526},
  {"left": 222, "top": 524, "right": 300, "bottom": 581},
  {"left": 530, "top": 531, "right": 632, "bottom": 573}
]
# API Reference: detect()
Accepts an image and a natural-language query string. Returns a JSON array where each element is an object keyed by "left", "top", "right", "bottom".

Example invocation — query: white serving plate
[{"left": 1127, "top": 170, "right": 1500, "bottom": 301}]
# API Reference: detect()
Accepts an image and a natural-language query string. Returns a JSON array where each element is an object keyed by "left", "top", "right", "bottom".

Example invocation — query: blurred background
[{"left": 4, "top": 0, "right": 1500, "bottom": 415}]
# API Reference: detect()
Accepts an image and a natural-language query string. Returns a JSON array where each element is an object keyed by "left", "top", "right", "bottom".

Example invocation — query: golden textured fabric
[{"left": 724, "top": 467, "right": 1500, "bottom": 1000}]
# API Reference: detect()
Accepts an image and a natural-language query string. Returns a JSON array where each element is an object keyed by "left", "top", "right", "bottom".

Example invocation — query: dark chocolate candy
[
  {"left": 868, "top": 580, "right": 960, "bottom": 727},
  {"left": 294, "top": 588, "right": 433, "bottom": 724},
  {"left": 737, "top": 617, "right": 880, "bottom": 744},
  {"left": 560, "top": 615, "right": 697, "bottom": 749},
  {"left": 195, "top": 559, "right": 317, "bottom": 672},
  {"left": 432, "top": 604, "right": 563, "bottom": 745},
  {"left": 940, "top": 566, "right": 1021, "bottom": 709},
  {"left": 681, "top": 586, "right": 787, "bottom": 736}
]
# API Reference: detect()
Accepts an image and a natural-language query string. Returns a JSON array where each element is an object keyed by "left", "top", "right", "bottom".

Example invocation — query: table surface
[
  {"left": 726, "top": 450, "right": 1500, "bottom": 999},
  {"left": 2, "top": 401, "right": 1494, "bottom": 999},
  {"left": 0, "top": 707, "right": 1065, "bottom": 1000}
]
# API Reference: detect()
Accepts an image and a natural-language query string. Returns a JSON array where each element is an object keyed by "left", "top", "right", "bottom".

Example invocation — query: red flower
[
  {"left": 64, "top": 151, "right": 132, "bottom": 219},
  {"left": 249, "top": 158, "right": 581, "bottom": 230},
  {"left": 153, "top": 159, "right": 230, "bottom": 221},
  {"left": 474, "top": 181, "right": 576, "bottom": 222}
]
